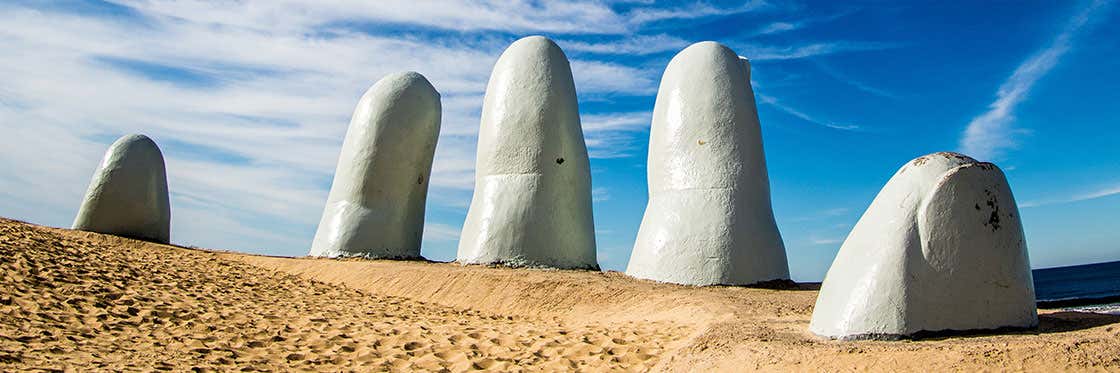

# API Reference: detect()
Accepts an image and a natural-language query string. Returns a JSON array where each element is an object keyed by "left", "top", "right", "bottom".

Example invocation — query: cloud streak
[
  {"left": 812, "top": 60, "right": 899, "bottom": 99},
  {"left": 750, "top": 10, "right": 857, "bottom": 37},
  {"left": 626, "top": 1, "right": 767, "bottom": 25},
  {"left": 110, "top": 0, "right": 768, "bottom": 35},
  {"left": 959, "top": 0, "right": 1114, "bottom": 161},
  {"left": 1020, "top": 183, "right": 1120, "bottom": 208},
  {"left": 582, "top": 112, "right": 652, "bottom": 158},
  {"left": 755, "top": 93, "right": 861, "bottom": 131},
  {"left": 560, "top": 34, "right": 690, "bottom": 55},
  {"left": 737, "top": 41, "right": 901, "bottom": 61},
  {"left": 810, "top": 237, "right": 844, "bottom": 245}
]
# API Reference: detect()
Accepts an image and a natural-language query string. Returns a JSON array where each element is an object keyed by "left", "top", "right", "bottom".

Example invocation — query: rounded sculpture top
[
  {"left": 901, "top": 151, "right": 978, "bottom": 173},
  {"left": 355, "top": 71, "right": 440, "bottom": 138},
  {"left": 666, "top": 41, "right": 743, "bottom": 78},
  {"left": 73, "top": 133, "right": 170, "bottom": 244},
  {"left": 103, "top": 134, "right": 164, "bottom": 168},
  {"left": 370, "top": 71, "right": 439, "bottom": 99},
  {"left": 357, "top": 71, "right": 440, "bottom": 125},
  {"left": 890, "top": 152, "right": 980, "bottom": 199},
  {"left": 337, "top": 71, "right": 441, "bottom": 200},
  {"left": 491, "top": 36, "right": 569, "bottom": 84},
  {"left": 117, "top": 133, "right": 157, "bottom": 146},
  {"left": 648, "top": 41, "right": 763, "bottom": 192},
  {"left": 476, "top": 35, "right": 582, "bottom": 176},
  {"left": 509, "top": 35, "right": 563, "bottom": 54}
]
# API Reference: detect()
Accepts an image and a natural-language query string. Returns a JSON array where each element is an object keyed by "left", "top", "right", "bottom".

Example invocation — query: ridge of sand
[{"left": 2, "top": 217, "right": 1119, "bottom": 371}]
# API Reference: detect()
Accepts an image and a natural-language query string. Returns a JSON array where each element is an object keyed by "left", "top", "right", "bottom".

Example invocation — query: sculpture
[
  {"left": 457, "top": 36, "right": 598, "bottom": 269},
  {"left": 309, "top": 72, "right": 441, "bottom": 259},
  {"left": 625, "top": 42, "right": 789, "bottom": 286},
  {"left": 73, "top": 134, "right": 171, "bottom": 243},
  {"left": 810, "top": 152, "right": 1037, "bottom": 339}
]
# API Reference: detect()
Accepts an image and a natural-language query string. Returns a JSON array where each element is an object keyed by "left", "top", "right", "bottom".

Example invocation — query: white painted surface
[
  {"left": 72, "top": 134, "right": 171, "bottom": 243},
  {"left": 625, "top": 42, "right": 789, "bottom": 286},
  {"left": 309, "top": 72, "right": 441, "bottom": 259},
  {"left": 457, "top": 36, "right": 597, "bottom": 270},
  {"left": 810, "top": 152, "right": 1037, "bottom": 339}
]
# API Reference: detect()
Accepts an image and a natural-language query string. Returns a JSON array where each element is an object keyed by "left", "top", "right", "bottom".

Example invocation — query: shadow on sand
[
  {"left": 892, "top": 311, "right": 1120, "bottom": 341},
  {"left": 1037, "top": 311, "right": 1120, "bottom": 334}
]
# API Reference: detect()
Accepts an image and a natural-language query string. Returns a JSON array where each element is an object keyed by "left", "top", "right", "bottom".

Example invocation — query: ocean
[{"left": 1033, "top": 260, "right": 1120, "bottom": 315}]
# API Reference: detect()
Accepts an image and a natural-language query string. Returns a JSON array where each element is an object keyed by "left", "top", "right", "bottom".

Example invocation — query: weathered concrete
[
  {"left": 72, "top": 134, "right": 171, "bottom": 243},
  {"left": 309, "top": 72, "right": 441, "bottom": 259},
  {"left": 810, "top": 152, "right": 1037, "bottom": 339},
  {"left": 625, "top": 42, "right": 789, "bottom": 286},
  {"left": 457, "top": 36, "right": 597, "bottom": 270}
]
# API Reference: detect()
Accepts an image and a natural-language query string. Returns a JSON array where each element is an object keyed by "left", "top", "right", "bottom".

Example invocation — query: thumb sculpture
[
  {"left": 625, "top": 42, "right": 789, "bottom": 286},
  {"left": 810, "top": 152, "right": 1037, "bottom": 339},
  {"left": 309, "top": 72, "right": 441, "bottom": 259},
  {"left": 456, "top": 36, "right": 598, "bottom": 270},
  {"left": 73, "top": 134, "right": 171, "bottom": 244}
]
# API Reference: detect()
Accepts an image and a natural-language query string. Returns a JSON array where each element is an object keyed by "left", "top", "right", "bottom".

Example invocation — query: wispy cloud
[
  {"left": 750, "top": 10, "right": 856, "bottom": 36},
  {"left": 582, "top": 112, "right": 651, "bottom": 132},
  {"left": 570, "top": 60, "right": 658, "bottom": 94},
  {"left": 959, "top": 0, "right": 1115, "bottom": 160},
  {"left": 1020, "top": 183, "right": 1120, "bottom": 208},
  {"left": 755, "top": 22, "right": 799, "bottom": 35},
  {"left": 797, "top": 208, "right": 854, "bottom": 246},
  {"left": 592, "top": 187, "right": 611, "bottom": 202},
  {"left": 626, "top": 1, "right": 767, "bottom": 24},
  {"left": 810, "top": 237, "right": 844, "bottom": 245},
  {"left": 559, "top": 8, "right": 883, "bottom": 60},
  {"left": 812, "top": 60, "right": 899, "bottom": 99},
  {"left": 114, "top": 1, "right": 625, "bottom": 34},
  {"left": 423, "top": 223, "right": 462, "bottom": 242},
  {"left": 755, "top": 93, "right": 861, "bottom": 131},
  {"left": 582, "top": 112, "right": 652, "bottom": 158},
  {"left": 561, "top": 37, "right": 895, "bottom": 62},
  {"left": 737, "top": 41, "right": 901, "bottom": 61},
  {"left": 560, "top": 34, "right": 690, "bottom": 55},
  {"left": 130, "top": 0, "right": 764, "bottom": 36}
]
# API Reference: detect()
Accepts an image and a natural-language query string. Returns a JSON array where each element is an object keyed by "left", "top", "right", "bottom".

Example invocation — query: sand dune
[{"left": 1, "top": 217, "right": 1118, "bottom": 371}]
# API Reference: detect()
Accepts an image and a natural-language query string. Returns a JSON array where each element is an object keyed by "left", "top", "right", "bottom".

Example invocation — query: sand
[{"left": 1, "top": 218, "right": 1118, "bottom": 371}]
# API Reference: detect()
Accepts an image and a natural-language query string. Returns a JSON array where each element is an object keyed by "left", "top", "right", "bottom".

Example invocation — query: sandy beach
[{"left": 1, "top": 217, "right": 1118, "bottom": 371}]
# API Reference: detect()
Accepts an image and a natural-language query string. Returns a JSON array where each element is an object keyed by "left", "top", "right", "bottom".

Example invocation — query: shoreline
[{"left": 1038, "top": 295, "right": 1120, "bottom": 310}]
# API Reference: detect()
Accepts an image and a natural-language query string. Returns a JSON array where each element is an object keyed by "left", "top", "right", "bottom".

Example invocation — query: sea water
[{"left": 1033, "top": 260, "right": 1120, "bottom": 315}]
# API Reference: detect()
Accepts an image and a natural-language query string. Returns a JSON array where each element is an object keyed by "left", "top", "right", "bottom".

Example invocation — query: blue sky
[{"left": 1, "top": 1, "right": 1117, "bottom": 281}]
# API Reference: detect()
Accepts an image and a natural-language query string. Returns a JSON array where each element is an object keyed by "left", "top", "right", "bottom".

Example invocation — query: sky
[{"left": 1, "top": 0, "right": 1118, "bottom": 281}]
